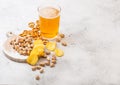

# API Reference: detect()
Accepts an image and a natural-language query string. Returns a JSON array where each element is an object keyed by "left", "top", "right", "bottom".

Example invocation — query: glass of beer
[{"left": 38, "top": 5, "right": 61, "bottom": 39}]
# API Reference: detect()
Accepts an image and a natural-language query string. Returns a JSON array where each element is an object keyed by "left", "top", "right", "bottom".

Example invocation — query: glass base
[{"left": 41, "top": 35, "right": 58, "bottom": 40}]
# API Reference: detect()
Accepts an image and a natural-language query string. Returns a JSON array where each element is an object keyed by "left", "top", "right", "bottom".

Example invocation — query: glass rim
[
  {"left": 37, "top": 5, "right": 61, "bottom": 12},
  {"left": 37, "top": 5, "right": 61, "bottom": 19}
]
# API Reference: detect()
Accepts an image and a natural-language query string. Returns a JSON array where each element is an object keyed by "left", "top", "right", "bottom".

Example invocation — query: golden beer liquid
[{"left": 39, "top": 7, "right": 60, "bottom": 38}]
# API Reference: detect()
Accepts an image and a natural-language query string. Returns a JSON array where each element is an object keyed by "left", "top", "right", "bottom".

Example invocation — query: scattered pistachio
[
  {"left": 52, "top": 55, "right": 57, "bottom": 60},
  {"left": 39, "top": 62, "right": 45, "bottom": 67},
  {"left": 40, "top": 68, "right": 44, "bottom": 73},
  {"left": 32, "top": 66, "right": 37, "bottom": 71},
  {"left": 36, "top": 66, "right": 42, "bottom": 70},
  {"left": 61, "top": 41, "right": 67, "bottom": 46},
  {"left": 35, "top": 75, "right": 40, "bottom": 80},
  {"left": 55, "top": 37, "right": 61, "bottom": 42},
  {"left": 51, "top": 60, "right": 56, "bottom": 64},
  {"left": 50, "top": 63, "right": 55, "bottom": 67},
  {"left": 59, "top": 33, "right": 65, "bottom": 38}
]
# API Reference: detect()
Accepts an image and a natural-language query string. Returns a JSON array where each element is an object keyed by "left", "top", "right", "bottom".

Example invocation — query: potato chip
[
  {"left": 46, "top": 42, "right": 56, "bottom": 51},
  {"left": 34, "top": 39, "right": 43, "bottom": 45},
  {"left": 54, "top": 48, "right": 64, "bottom": 57}
]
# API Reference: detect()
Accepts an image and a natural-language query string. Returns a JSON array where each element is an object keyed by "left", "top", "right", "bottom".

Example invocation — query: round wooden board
[{"left": 3, "top": 35, "right": 27, "bottom": 63}]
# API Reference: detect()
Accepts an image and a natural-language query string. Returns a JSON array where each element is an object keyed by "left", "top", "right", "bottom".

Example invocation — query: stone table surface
[{"left": 0, "top": 0, "right": 120, "bottom": 85}]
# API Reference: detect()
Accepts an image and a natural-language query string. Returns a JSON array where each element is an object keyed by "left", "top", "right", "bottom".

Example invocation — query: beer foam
[{"left": 39, "top": 7, "right": 60, "bottom": 18}]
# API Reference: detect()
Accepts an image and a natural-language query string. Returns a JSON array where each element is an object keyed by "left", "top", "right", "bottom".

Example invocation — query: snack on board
[
  {"left": 10, "top": 36, "right": 34, "bottom": 56},
  {"left": 8, "top": 19, "right": 68, "bottom": 80}
]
